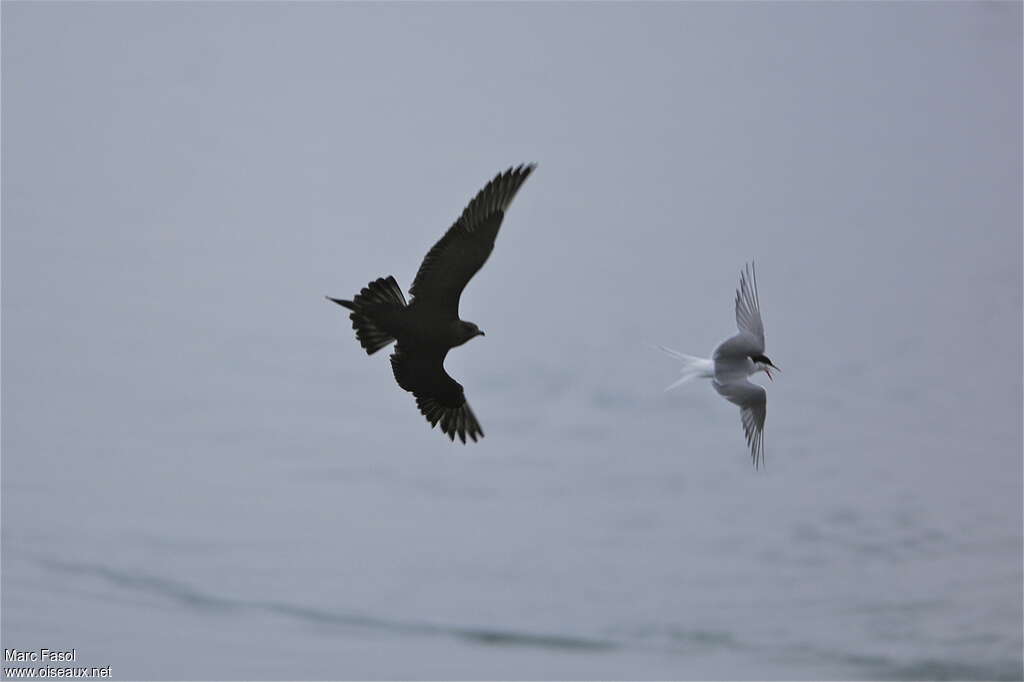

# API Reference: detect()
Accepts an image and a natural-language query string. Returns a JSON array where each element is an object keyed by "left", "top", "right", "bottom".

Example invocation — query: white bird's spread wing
[
  {"left": 734, "top": 262, "right": 764, "bottom": 351},
  {"left": 713, "top": 379, "right": 767, "bottom": 468}
]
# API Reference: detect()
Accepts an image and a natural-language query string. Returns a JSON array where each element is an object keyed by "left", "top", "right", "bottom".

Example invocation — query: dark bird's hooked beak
[{"left": 477, "top": 329, "right": 486, "bottom": 337}]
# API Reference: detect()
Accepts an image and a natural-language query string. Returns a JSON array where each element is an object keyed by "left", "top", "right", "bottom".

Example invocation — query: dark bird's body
[{"left": 328, "top": 164, "right": 536, "bottom": 443}]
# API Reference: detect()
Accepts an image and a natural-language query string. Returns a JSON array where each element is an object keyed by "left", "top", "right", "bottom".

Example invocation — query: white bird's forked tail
[{"left": 657, "top": 345, "right": 715, "bottom": 391}]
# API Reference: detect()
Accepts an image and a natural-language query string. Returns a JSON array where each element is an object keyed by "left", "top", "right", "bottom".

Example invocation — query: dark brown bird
[{"left": 327, "top": 164, "right": 536, "bottom": 443}]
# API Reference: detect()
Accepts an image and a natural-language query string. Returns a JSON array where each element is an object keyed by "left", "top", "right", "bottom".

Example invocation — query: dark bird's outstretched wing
[
  {"left": 713, "top": 379, "right": 767, "bottom": 469},
  {"left": 390, "top": 344, "right": 483, "bottom": 443},
  {"left": 409, "top": 164, "right": 535, "bottom": 318}
]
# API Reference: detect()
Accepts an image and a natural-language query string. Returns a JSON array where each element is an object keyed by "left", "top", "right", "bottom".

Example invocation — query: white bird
[{"left": 658, "top": 263, "right": 779, "bottom": 468}]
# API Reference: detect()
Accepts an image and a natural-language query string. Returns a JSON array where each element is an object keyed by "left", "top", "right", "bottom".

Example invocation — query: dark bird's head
[
  {"left": 453, "top": 321, "right": 485, "bottom": 347},
  {"left": 750, "top": 353, "right": 780, "bottom": 380}
]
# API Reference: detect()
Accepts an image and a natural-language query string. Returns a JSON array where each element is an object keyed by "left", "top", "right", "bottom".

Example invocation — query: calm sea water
[{"left": 3, "top": 330, "right": 1021, "bottom": 679}]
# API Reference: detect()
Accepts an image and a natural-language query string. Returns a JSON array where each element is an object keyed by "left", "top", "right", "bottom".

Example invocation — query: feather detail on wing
[
  {"left": 415, "top": 395, "right": 484, "bottom": 444},
  {"left": 409, "top": 164, "right": 536, "bottom": 318},
  {"left": 390, "top": 344, "right": 483, "bottom": 443},
  {"left": 713, "top": 379, "right": 767, "bottom": 469},
  {"left": 734, "top": 262, "right": 765, "bottom": 350}
]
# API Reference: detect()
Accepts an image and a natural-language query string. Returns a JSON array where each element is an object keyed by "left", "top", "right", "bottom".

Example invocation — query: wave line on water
[{"left": 37, "top": 557, "right": 618, "bottom": 653}]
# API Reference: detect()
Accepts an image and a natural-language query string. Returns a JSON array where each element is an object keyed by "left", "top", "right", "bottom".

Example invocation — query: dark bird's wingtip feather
[
  {"left": 513, "top": 162, "right": 537, "bottom": 179},
  {"left": 491, "top": 162, "right": 537, "bottom": 187},
  {"left": 412, "top": 395, "right": 483, "bottom": 444}
]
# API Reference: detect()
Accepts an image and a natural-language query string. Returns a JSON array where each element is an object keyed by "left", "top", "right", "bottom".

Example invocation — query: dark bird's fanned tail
[{"left": 327, "top": 276, "right": 407, "bottom": 354}]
